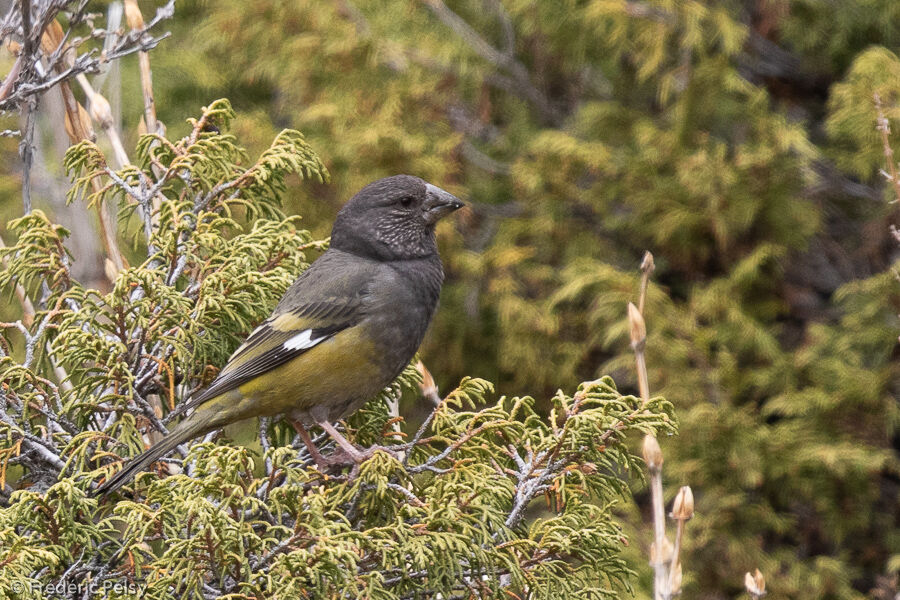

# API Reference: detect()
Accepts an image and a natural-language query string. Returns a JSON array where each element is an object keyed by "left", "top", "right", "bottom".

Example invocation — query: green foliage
[
  {"left": 0, "top": 376, "right": 673, "bottom": 599},
  {"left": 776, "top": 0, "right": 900, "bottom": 71},
  {"left": 0, "top": 211, "right": 71, "bottom": 298},
  {"left": 142, "top": 2, "right": 900, "bottom": 598},
  {"left": 827, "top": 47, "right": 900, "bottom": 179},
  {"left": 0, "top": 102, "right": 673, "bottom": 598}
]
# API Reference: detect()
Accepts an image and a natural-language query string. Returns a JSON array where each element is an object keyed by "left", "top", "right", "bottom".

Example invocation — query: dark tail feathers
[{"left": 93, "top": 418, "right": 206, "bottom": 496}]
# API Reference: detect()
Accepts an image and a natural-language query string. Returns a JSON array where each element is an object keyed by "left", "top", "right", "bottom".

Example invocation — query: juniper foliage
[
  {"left": 153, "top": 2, "right": 900, "bottom": 598},
  {"left": 0, "top": 101, "right": 674, "bottom": 599}
]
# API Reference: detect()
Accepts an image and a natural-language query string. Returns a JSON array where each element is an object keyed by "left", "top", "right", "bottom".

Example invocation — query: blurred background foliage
[{"left": 2, "top": 0, "right": 900, "bottom": 598}]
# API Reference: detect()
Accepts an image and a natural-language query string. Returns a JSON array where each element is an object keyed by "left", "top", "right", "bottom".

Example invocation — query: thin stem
[
  {"left": 19, "top": 96, "right": 35, "bottom": 214},
  {"left": 76, "top": 75, "right": 130, "bottom": 167},
  {"left": 19, "top": 0, "right": 32, "bottom": 59},
  {"left": 649, "top": 464, "right": 667, "bottom": 600},
  {"left": 628, "top": 302, "right": 650, "bottom": 404},
  {"left": 50, "top": 43, "right": 126, "bottom": 278},
  {"left": 0, "top": 52, "right": 24, "bottom": 101},
  {"left": 667, "top": 518, "right": 685, "bottom": 595},
  {"left": 639, "top": 251, "right": 655, "bottom": 315},
  {"left": 630, "top": 252, "right": 669, "bottom": 600},
  {"left": 125, "top": 0, "right": 162, "bottom": 224},
  {"left": 635, "top": 347, "right": 650, "bottom": 404}
]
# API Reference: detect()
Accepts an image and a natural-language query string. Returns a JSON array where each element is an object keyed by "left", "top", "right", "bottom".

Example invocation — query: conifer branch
[{"left": 0, "top": 0, "right": 173, "bottom": 113}]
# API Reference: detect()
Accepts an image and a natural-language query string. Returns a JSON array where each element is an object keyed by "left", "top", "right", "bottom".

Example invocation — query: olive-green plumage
[{"left": 95, "top": 175, "right": 463, "bottom": 495}]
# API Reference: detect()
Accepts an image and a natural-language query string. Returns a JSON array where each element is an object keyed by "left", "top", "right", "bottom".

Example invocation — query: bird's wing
[{"left": 188, "top": 254, "right": 375, "bottom": 407}]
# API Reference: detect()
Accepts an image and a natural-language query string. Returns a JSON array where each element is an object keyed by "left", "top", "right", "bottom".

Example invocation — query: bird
[{"left": 94, "top": 174, "right": 464, "bottom": 495}]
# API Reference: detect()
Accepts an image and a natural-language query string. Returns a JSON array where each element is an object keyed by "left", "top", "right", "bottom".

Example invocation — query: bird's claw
[
  {"left": 358, "top": 445, "right": 402, "bottom": 462},
  {"left": 312, "top": 445, "right": 401, "bottom": 474}
]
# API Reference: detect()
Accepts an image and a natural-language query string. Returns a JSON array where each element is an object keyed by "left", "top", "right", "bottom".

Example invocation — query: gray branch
[
  {"left": 0, "top": 0, "right": 174, "bottom": 114},
  {"left": 423, "top": 0, "right": 562, "bottom": 125}
]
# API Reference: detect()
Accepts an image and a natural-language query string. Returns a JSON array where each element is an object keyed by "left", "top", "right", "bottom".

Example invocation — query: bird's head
[{"left": 330, "top": 175, "right": 464, "bottom": 261}]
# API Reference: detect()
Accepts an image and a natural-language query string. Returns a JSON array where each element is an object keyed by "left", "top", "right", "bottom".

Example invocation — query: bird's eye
[{"left": 399, "top": 196, "right": 414, "bottom": 208}]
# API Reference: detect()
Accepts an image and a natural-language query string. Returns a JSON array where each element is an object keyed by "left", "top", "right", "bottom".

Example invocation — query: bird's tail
[{"left": 93, "top": 416, "right": 209, "bottom": 496}]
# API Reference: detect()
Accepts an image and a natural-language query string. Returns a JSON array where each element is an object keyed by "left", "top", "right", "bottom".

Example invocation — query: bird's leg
[
  {"left": 289, "top": 419, "right": 331, "bottom": 469},
  {"left": 317, "top": 420, "right": 403, "bottom": 464},
  {"left": 316, "top": 420, "right": 366, "bottom": 463}
]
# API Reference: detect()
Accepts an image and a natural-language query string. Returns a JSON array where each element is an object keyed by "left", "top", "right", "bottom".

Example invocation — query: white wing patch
[{"left": 283, "top": 329, "right": 326, "bottom": 351}]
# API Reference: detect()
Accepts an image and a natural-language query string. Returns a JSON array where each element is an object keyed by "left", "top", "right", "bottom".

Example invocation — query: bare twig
[
  {"left": 460, "top": 140, "right": 511, "bottom": 175},
  {"left": 0, "top": 51, "right": 23, "bottom": 101},
  {"left": 639, "top": 251, "right": 655, "bottom": 315},
  {"left": 81, "top": 77, "right": 129, "bottom": 166},
  {"left": 667, "top": 486, "right": 693, "bottom": 596},
  {"left": 60, "top": 88, "right": 124, "bottom": 277},
  {"left": 124, "top": 0, "right": 157, "bottom": 135},
  {"left": 643, "top": 434, "right": 669, "bottom": 600},
  {"left": 18, "top": 0, "right": 32, "bottom": 67},
  {"left": 124, "top": 0, "right": 166, "bottom": 226},
  {"left": 18, "top": 95, "right": 36, "bottom": 213},
  {"left": 38, "top": 17, "right": 126, "bottom": 278},
  {"left": 420, "top": 0, "right": 561, "bottom": 124},
  {"left": 629, "top": 302, "right": 650, "bottom": 402},
  {"left": 484, "top": 0, "right": 515, "bottom": 56},
  {"left": 16, "top": 1, "right": 37, "bottom": 212},
  {"left": 503, "top": 448, "right": 559, "bottom": 529},
  {"left": 631, "top": 251, "right": 686, "bottom": 600},
  {"left": 0, "top": 403, "right": 66, "bottom": 473},
  {"left": 0, "top": 1, "right": 174, "bottom": 113}
]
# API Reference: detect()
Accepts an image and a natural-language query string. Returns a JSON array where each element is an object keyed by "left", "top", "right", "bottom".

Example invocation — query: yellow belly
[{"left": 225, "top": 326, "right": 382, "bottom": 423}]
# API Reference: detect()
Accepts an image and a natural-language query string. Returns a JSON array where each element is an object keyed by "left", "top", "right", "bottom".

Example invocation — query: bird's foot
[
  {"left": 304, "top": 445, "right": 402, "bottom": 479},
  {"left": 320, "top": 444, "right": 400, "bottom": 467},
  {"left": 357, "top": 444, "right": 402, "bottom": 462},
  {"left": 313, "top": 420, "right": 400, "bottom": 468},
  {"left": 318, "top": 447, "right": 361, "bottom": 468},
  {"left": 331, "top": 445, "right": 402, "bottom": 479}
]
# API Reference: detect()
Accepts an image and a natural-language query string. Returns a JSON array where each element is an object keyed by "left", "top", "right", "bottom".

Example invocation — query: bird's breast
[{"left": 365, "top": 256, "right": 443, "bottom": 370}]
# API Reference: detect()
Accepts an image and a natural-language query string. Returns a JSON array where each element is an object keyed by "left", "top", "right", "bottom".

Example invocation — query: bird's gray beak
[{"left": 423, "top": 183, "right": 464, "bottom": 225}]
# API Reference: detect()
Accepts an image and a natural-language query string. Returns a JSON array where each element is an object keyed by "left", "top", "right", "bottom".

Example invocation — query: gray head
[{"left": 330, "top": 175, "right": 464, "bottom": 261}]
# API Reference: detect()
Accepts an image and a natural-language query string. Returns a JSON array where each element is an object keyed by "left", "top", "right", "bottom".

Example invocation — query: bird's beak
[{"left": 423, "top": 183, "right": 464, "bottom": 225}]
